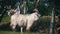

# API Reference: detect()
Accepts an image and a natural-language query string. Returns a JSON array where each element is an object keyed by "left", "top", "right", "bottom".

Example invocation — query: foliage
[
  {"left": 0, "top": 0, "right": 56, "bottom": 15},
  {"left": 0, "top": 0, "right": 60, "bottom": 15}
]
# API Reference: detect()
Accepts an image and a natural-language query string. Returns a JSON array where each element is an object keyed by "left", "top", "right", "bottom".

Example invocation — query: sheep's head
[
  {"left": 33, "top": 12, "right": 41, "bottom": 21},
  {"left": 8, "top": 9, "right": 16, "bottom": 16}
]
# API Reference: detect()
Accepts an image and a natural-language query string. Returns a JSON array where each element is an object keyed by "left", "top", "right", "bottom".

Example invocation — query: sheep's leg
[
  {"left": 21, "top": 27, "right": 23, "bottom": 34},
  {"left": 11, "top": 25, "right": 16, "bottom": 32},
  {"left": 26, "top": 26, "right": 30, "bottom": 31},
  {"left": 26, "top": 20, "right": 34, "bottom": 31}
]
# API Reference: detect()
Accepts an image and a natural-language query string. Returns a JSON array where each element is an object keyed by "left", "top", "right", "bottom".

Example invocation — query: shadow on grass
[
  {"left": 0, "top": 22, "right": 11, "bottom": 31},
  {"left": 0, "top": 22, "right": 25, "bottom": 32},
  {"left": 0, "top": 22, "right": 39, "bottom": 32},
  {"left": 0, "top": 21, "right": 45, "bottom": 32}
]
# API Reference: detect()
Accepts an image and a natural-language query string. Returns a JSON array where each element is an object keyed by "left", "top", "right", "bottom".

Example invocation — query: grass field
[{"left": 0, "top": 31, "right": 47, "bottom": 34}]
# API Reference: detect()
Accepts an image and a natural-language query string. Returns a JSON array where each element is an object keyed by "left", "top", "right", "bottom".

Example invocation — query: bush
[{"left": 34, "top": 16, "right": 58, "bottom": 30}]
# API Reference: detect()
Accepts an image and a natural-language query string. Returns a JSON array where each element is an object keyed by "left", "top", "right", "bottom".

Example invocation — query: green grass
[
  {"left": 1, "top": 15, "right": 10, "bottom": 22},
  {"left": 0, "top": 31, "right": 46, "bottom": 34},
  {"left": 0, "top": 15, "right": 10, "bottom": 25}
]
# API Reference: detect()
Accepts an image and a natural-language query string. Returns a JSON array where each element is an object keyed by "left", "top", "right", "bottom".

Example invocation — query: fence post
[{"left": 49, "top": 8, "right": 55, "bottom": 34}]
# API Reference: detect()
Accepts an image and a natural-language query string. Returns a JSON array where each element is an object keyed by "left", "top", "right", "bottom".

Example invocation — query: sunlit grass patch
[
  {"left": 1, "top": 15, "right": 10, "bottom": 22},
  {"left": 0, "top": 15, "right": 10, "bottom": 25}
]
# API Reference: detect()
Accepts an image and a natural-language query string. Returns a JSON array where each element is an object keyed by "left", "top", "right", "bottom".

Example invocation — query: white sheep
[{"left": 8, "top": 9, "right": 40, "bottom": 32}]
